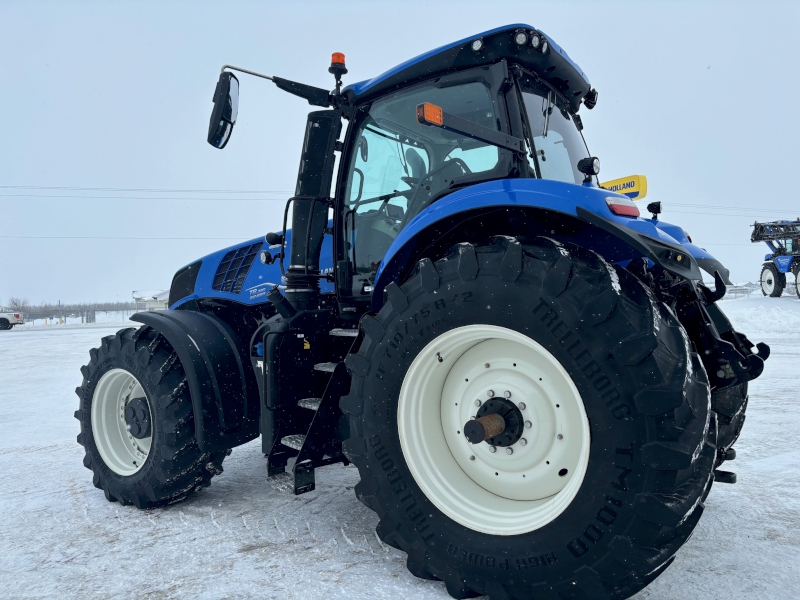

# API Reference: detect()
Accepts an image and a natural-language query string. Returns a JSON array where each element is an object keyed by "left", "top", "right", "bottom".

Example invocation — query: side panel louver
[{"left": 212, "top": 243, "right": 262, "bottom": 294}]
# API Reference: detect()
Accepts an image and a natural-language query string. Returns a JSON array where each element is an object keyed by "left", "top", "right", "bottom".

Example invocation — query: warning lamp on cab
[{"left": 329, "top": 52, "right": 347, "bottom": 92}]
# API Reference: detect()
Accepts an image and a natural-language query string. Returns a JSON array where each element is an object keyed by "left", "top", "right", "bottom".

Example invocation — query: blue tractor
[
  {"left": 75, "top": 25, "right": 770, "bottom": 599},
  {"left": 752, "top": 219, "right": 800, "bottom": 298}
]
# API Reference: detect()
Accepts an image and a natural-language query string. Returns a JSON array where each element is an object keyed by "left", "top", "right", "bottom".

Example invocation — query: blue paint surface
[
  {"left": 170, "top": 228, "right": 335, "bottom": 310},
  {"left": 373, "top": 178, "right": 712, "bottom": 288},
  {"left": 173, "top": 179, "right": 721, "bottom": 310},
  {"left": 774, "top": 255, "right": 794, "bottom": 273}
]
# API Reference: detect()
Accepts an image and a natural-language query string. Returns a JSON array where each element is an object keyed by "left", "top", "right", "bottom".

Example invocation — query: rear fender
[
  {"left": 372, "top": 178, "right": 703, "bottom": 310},
  {"left": 131, "top": 310, "right": 260, "bottom": 452},
  {"left": 647, "top": 218, "right": 732, "bottom": 285}
]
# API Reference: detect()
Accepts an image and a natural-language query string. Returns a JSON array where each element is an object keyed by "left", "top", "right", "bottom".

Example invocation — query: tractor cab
[{"left": 205, "top": 24, "right": 603, "bottom": 314}]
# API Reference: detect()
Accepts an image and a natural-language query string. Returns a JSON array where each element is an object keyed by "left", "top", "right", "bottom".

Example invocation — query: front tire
[
  {"left": 75, "top": 326, "right": 227, "bottom": 508},
  {"left": 341, "top": 237, "right": 716, "bottom": 599},
  {"left": 760, "top": 263, "right": 785, "bottom": 297}
]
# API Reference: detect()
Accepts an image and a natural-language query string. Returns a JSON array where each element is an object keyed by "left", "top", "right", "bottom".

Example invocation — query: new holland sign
[{"left": 600, "top": 175, "right": 648, "bottom": 200}]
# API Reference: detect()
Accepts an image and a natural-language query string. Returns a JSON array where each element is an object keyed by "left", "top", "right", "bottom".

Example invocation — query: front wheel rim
[
  {"left": 762, "top": 269, "right": 775, "bottom": 295},
  {"left": 91, "top": 368, "right": 152, "bottom": 476},
  {"left": 398, "top": 325, "right": 591, "bottom": 536}
]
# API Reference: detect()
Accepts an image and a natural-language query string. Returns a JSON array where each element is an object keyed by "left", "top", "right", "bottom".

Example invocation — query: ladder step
[
  {"left": 313, "top": 362, "right": 338, "bottom": 373},
  {"left": 329, "top": 328, "right": 359, "bottom": 337},
  {"left": 281, "top": 434, "right": 306, "bottom": 451},
  {"left": 298, "top": 397, "right": 322, "bottom": 411}
]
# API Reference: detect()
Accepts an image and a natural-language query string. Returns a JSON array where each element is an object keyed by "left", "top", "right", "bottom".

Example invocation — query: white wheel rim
[
  {"left": 762, "top": 269, "right": 775, "bottom": 295},
  {"left": 398, "top": 325, "right": 591, "bottom": 536},
  {"left": 91, "top": 368, "right": 152, "bottom": 476}
]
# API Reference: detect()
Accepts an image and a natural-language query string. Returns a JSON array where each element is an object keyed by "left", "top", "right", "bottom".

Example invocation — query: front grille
[{"left": 212, "top": 242, "right": 262, "bottom": 294}]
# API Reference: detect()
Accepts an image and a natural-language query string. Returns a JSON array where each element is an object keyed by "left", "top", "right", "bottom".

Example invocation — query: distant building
[{"left": 132, "top": 290, "right": 169, "bottom": 311}]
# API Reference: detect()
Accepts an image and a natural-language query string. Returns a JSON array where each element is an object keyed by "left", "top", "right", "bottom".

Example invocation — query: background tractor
[
  {"left": 74, "top": 24, "right": 770, "bottom": 599},
  {"left": 751, "top": 219, "right": 800, "bottom": 298}
]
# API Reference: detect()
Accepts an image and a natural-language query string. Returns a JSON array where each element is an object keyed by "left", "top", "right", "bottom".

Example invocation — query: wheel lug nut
[
  {"left": 518, "top": 402, "right": 526, "bottom": 410},
  {"left": 474, "top": 399, "right": 482, "bottom": 407},
  {"left": 488, "top": 446, "right": 497, "bottom": 453},
  {"left": 506, "top": 447, "right": 514, "bottom": 455},
  {"left": 487, "top": 390, "right": 495, "bottom": 397},
  {"left": 519, "top": 438, "right": 527, "bottom": 446},
  {"left": 469, "top": 455, "right": 475, "bottom": 461},
  {"left": 504, "top": 390, "right": 511, "bottom": 398},
  {"left": 525, "top": 420, "right": 532, "bottom": 429},
  {"left": 557, "top": 434, "right": 563, "bottom": 440}
]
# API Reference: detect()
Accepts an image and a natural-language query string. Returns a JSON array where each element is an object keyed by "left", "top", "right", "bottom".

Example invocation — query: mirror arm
[
  {"left": 220, "top": 65, "right": 332, "bottom": 107},
  {"left": 221, "top": 64, "right": 274, "bottom": 81}
]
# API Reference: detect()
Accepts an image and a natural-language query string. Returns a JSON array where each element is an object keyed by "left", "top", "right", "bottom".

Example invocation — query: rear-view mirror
[{"left": 207, "top": 72, "right": 239, "bottom": 149}]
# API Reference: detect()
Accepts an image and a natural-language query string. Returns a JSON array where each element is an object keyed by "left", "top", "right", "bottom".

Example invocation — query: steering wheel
[{"left": 403, "top": 158, "right": 472, "bottom": 225}]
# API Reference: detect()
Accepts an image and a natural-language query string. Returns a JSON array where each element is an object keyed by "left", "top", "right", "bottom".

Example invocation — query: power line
[
  {"left": 0, "top": 185, "right": 294, "bottom": 194},
  {"left": 0, "top": 236, "right": 258, "bottom": 240},
  {"left": 669, "top": 202, "right": 799, "bottom": 214},
  {"left": 663, "top": 209, "right": 798, "bottom": 219},
  {"left": 0, "top": 194, "right": 286, "bottom": 201}
]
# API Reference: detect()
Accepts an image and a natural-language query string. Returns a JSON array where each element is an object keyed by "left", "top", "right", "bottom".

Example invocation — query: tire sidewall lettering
[{"left": 360, "top": 270, "right": 646, "bottom": 575}]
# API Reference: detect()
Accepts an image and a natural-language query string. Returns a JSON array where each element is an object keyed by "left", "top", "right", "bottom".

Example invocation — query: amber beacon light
[
  {"left": 416, "top": 102, "right": 444, "bottom": 126},
  {"left": 329, "top": 52, "right": 347, "bottom": 77}
]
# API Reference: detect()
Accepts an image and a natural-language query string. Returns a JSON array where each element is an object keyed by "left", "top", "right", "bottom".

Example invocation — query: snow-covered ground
[{"left": 1, "top": 297, "right": 798, "bottom": 599}]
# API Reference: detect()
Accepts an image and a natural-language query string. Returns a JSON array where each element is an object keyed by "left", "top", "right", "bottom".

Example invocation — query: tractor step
[
  {"left": 714, "top": 469, "right": 737, "bottom": 484},
  {"left": 298, "top": 397, "right": 322, "bottom": 411},
  {"left": 281, "top": 434, "right": 306, "bottom": 451},
  {"left": 718, "top": 447, "right": 737, "bottom": 462},
  {"left": 329, "top": 328, "right": 358, "bottom": 337},
  {"left": 313, "top": 362, "right": 338, "bottom": 373}
]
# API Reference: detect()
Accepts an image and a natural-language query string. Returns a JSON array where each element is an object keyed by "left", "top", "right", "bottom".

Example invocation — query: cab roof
[{"left": 342, "top": 24, "right": 592, "bottom": 112}]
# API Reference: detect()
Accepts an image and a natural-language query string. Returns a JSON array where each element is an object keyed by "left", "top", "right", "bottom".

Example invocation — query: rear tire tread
[{"left": 343, "top": 236, "right": 716, "bottom": 599}]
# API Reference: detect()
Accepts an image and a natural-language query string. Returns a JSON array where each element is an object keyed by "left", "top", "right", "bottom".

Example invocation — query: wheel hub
[
  {"left": 124, "top": 397, "right": 151, "bottom": 439},
  {"left": 465, "top": 397, "right": 524, "bottom": 447}
]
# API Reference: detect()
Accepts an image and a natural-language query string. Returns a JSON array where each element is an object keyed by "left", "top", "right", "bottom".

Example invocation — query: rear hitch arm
[{"left": 670, "top": 278, "right": 768, "bottom": 389}]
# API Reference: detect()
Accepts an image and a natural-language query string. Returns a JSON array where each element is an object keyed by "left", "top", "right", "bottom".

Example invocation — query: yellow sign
[{"left": 600, "top": 175, "right": 648, "bottom": 200}]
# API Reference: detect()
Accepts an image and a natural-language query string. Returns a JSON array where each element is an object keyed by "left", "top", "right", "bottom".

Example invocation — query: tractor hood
[{"left": 167, "top": 230, "right": 335, "bottom": 310}]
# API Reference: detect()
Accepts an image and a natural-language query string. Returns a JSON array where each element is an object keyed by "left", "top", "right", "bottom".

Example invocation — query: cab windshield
[
  {"left": 342, "top": 79, "right": 509, "bottom": 295},
  {"left": 518, "top": 74, "right": 590, "bottom": 185}
]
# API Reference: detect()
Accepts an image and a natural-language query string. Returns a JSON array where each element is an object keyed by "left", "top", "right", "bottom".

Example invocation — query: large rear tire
[
  {"left": 0, "top": 318, "right": 10, "bottom": 330},
  {"left": 341, "top": 237, "right": 716, "bottom": 599},
  {"left": 794, "top": 266, "right": 800, "bottom": 299},
  {"left": 75, "top": 326, "right": 227, "bottom": 508},
  {"left": 760, "top": 263, "right": 785, "bottom": 297},
  {"left": 712, "top": 383, "right": 748, "bottom": 453}
]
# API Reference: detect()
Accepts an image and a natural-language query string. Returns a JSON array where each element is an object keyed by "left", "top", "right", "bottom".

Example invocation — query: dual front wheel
[
  {"left": 75, "top": 327, "right": 226, "bottom": 507},
  {"left": 342, "top": 237, "right": 717, "bottom": 599}
]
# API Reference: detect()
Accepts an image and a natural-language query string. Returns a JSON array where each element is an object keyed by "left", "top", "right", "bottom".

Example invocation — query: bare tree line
[{"left": 2, "top": 297, "right": 137, "bottom": 314}]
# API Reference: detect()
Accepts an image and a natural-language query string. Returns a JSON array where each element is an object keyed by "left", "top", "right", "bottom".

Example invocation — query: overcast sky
[{"left": 1, "top": 0, "right": 799, "bottom": 304}]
